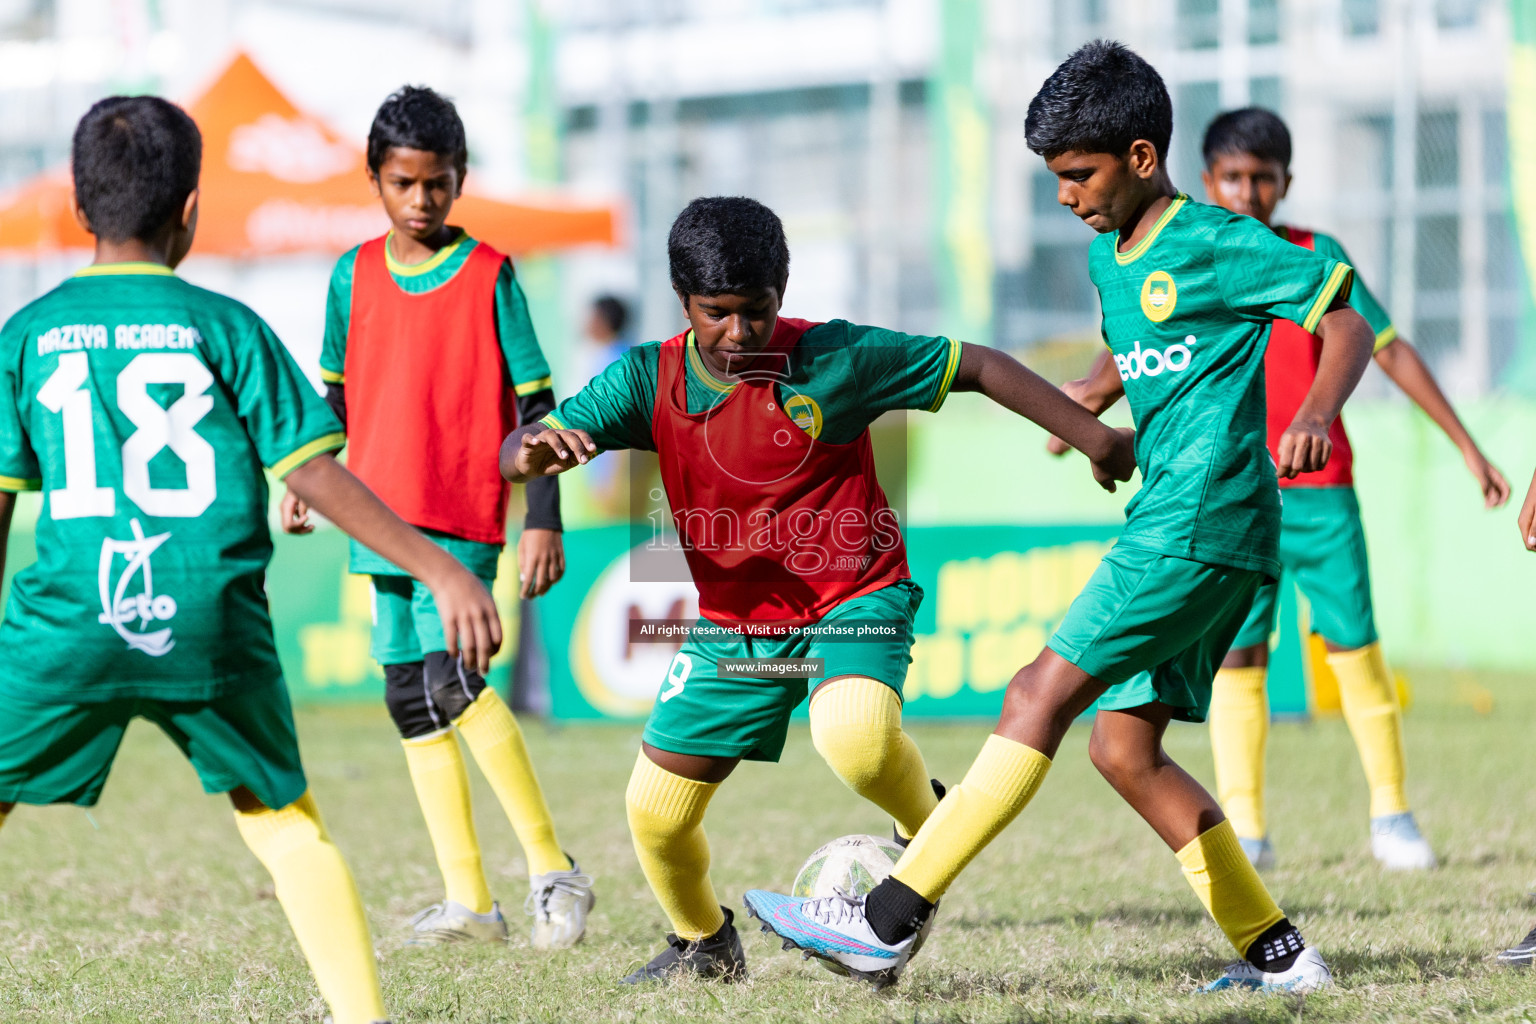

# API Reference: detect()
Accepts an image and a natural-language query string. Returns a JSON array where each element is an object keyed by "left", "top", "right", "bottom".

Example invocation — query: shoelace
[
  {"left": 524, "top": 871, "right": 594, "bottom": 920},
  {"left": 805, "top": 889, "right": 866, "bottom": 928}
]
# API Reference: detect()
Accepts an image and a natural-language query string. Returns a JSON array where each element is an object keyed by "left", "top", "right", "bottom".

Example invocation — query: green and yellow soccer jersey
[
  {"left": 1090, "top": 196, "right": 1354, "bottom": 577},
  {"left": 318, "top": 229, "right": 552, "bottom": 396},
  {"left": 543, "top": 320, "right": 960, "bottom": 451},
  {"left": 0, "top": 264, "right": 345, "bottom": 703},
  {"left": 1280, "top": 226, "right": 1396, "bottom": 351}
]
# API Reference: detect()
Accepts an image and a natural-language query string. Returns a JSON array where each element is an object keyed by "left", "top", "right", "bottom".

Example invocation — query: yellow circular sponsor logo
[
  {"left": 1140, "top": 270, "right": 1177, "bottom": 322},
  {"left": 784, "top": 394, "right": 823, "bottom": 439}
]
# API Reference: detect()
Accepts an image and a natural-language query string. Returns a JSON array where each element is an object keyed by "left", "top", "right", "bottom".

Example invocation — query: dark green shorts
[
  {"left": 642, "top": 580, "right": 923, "bottom": 762},
  {"left": 1047, "top": 544, "right": 1263, "bottom": 723},
  {"left": 1233, "top": 486, "right": 1377, "bottom": 651},
  {"left": 0, "top": 676, "right": 307, "bottom": 810},
  {"left": 371, "top": 570, "right": 498, "bottom": 664}
]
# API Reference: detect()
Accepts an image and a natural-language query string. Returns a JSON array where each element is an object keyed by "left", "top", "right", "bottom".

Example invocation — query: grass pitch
[{"left": 2, "top": 669, "right": 1534, "bottom": 1023}]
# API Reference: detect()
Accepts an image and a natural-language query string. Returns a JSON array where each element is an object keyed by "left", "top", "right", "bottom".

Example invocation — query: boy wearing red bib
[
  {"left": 1195, "top": 108, "right": 1508, "bottom": 873},
  {"left": 502, "top": 197, "right": 1135, "bottom": 983},
  {"left": 284, "top": 87, "right": 593, "bottom": 949}
]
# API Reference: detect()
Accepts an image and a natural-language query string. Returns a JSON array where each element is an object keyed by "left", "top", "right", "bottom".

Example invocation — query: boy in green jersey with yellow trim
[
  {"left": 0, "top": 96, "right": 503, "bottom": 1024},
  {"left": 744, "top": 41, "right": 1377, "bottom": 994}
]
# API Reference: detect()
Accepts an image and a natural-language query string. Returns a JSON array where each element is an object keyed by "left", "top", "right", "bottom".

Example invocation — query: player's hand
[
  {"left": 515, "top": 428, "right": 598, "bottom": 478},
  {"left": 279, "top": 488, "right": 313, "bottom": 534},
  {"left": 1464, "top": 450, "right": 1511, "bottom": 509},
  {"left": 425, "top": 563, "right": 502, "bottom": 675},
  {"left": 1276, "top": 417, "right": 1332, "bottom": 478},
  {"left": 517, "top": 527, "right": 565, "bottom": 599},
  {"left": 1089, "top": 427, "right": 1137, "bottom": 493}
]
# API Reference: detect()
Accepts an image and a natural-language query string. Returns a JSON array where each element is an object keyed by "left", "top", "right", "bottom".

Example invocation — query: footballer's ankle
[
  {"left": 1243, "top": 918, "right": 1305, "bottom": 973},
  {"left": 865, "top": 876, "right": 933, "bottom": 946}
]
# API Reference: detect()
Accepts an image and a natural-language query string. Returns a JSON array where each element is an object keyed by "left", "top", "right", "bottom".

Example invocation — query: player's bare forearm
[
  {"left": 1518, "top": 466, "right": 1536, "bottom": 551},
  {"left": 1376, "top": 337, "right": 1510, "bottom": 506},
  {"left": 952, "top": 342, "right": 1136, "bottom": 484},
  {"left": 1066, "top": 349, "right": 1125, "bottom": 415},
  {"left": 283, "top": 454, "right": 501, "bottom": 669},
  {"left": 1278, "top": 299, "right": 1374, "bottom": 477},
  {"left": 500, "top": 422, "right": 597, "bottom": 485}
]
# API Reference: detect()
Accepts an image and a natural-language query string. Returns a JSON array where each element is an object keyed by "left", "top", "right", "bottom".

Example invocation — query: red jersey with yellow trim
[{"left": 343, "top": 235, "right": 518, "bottom": 544}]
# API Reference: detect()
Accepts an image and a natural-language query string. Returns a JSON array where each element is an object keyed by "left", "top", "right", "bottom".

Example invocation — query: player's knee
[
  {"left": 383, "top": 662, "right": 438, "bottom": 739},
  {"left": 1087, "top": 727, "right": 1147, "bottom": 787},
  {"left": 423, "top": 651, "right": 488, "bottom": 723},
  {"left": 1001, "top": 661, "right": 1075, "bottom": 736}
]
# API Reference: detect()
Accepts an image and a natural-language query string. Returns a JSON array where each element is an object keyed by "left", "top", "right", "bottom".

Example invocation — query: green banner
[
  {"left": 535, "top": 525, "right": 1310, "bottom": 721},
  {"left": 931, "top": 0, "right": 993, "bottom": 347}
]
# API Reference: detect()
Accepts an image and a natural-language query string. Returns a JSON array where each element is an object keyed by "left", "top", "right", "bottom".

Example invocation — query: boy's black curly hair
[
  {"left": 668, "top": 197, "right": 790, "bottom": 299},
  {"left": 72, "top": 96, "right": 202, "bottom": 244},
  {"left": 367, "top": 85, "right": 468, "bottom": 178},
  {"left": 1202, "top": 107, "right": 1292, "bottom": 170},
  {"left": 1025, "top": 40, "right": 1173, "bottom": 161}
]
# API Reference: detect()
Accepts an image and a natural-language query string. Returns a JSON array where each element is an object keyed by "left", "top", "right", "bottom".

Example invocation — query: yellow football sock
[
  {"left": 625, "top": 752, "right": 726, "bottom": 941},
  {"left": 1176, "top": 819, "right": 1286, "bottom": 956},
  {"left": 891, "top": 734, "right": 1051, "bottom": 901},
  {"left": 1208, "top": 667, "right": 1269, "bottom": 839},
  {"left": 809, "top": 676, "right": 940, "bottom": 840},
  {"left": 1329, "top": 642, "right": 1409, "bottom": 817},
  {"left": 401, "top": 729, "right": 494, "bottom": 914},
  {"left": 234, "top": 792, "right": 387, "bottom": 1024},
  {"left": 455, "top": 689, "right": 571, "bottom": 877}
]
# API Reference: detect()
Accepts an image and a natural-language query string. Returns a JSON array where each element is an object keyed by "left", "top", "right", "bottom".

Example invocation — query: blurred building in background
[{"left": 0, "top": 0, "right": 1524, "bottom": 398}]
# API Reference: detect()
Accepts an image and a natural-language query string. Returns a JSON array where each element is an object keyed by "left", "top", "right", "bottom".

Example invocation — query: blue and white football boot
[
  {"left": 742, "top": 889, "right": 912, "bottom": 989},
  {"left": 1203, "top": 947, "right": 1333, "bottom": 994}
]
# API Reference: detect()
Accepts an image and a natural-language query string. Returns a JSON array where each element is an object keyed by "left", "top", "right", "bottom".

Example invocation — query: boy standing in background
[{"left": 284, "top": 86, "right": 594, "bottom": 949}]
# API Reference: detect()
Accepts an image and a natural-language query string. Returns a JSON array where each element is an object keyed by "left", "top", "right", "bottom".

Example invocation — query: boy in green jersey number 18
[
  {"left": 745, "top": 42, "right": 1377, "bottom": 994},
  {"left": 1195, "top": 108, "right": 1508, "bottom": 873},
  {"left": 0, "top": 98, "right": 503, "bottom": 1024}
]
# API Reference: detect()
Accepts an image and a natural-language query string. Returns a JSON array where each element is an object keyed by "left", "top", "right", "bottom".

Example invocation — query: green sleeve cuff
[
  {"left": 1300, "top": 263, "right": 1355, "bottom": 334},
  {"left": 0, "top": 474, "right": 40, "bottom": 492},
  {"left": 269, "top": 432, "right": 347, "bottom": 479},
  {"left": 928, "top": 338, "right": 964, "bottom": 413},
  {"left": 514, "top": 375, "right": 554, "bottom": 397},
  {"left": 319, "top": 367, "right": 345, "bottom": 384}
]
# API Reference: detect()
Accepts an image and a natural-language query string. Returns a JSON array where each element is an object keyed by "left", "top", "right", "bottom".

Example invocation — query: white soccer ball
[{"left": 792, "top": 833, "right": 905, "bottom": 900}]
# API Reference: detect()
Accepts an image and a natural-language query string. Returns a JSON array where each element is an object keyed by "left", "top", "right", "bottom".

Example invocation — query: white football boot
[
  {"left": 1371, "top": 812, "right": 1437, "bottom": 870},
  {"left": 1204, "top": 947, "right": 1333, "bottom": 993},
  {"left": 526, "top": 861, "right": 595, "bottom": 949},
  {"left": 405, "top": 900, "right": 509, "bottom": 945}
]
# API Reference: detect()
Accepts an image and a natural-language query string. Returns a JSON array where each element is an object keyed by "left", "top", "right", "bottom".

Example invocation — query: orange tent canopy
[{"left": 0, "top": 53, "right": 618, "bottom": 257}]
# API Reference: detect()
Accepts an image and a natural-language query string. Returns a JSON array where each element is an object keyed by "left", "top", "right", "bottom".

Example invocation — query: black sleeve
[
  {"left": 518, "top": 388, "right": 562, "bottom": 531},
  {"left": 324, "top": 383, "right": 347, "bottom": 432}
]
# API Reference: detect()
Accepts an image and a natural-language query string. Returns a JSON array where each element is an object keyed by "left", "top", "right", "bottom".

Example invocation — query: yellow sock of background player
[
  {"left": 1328, "top": 643, "right": 1409, "bottom": 817},
  {"left": 455, "top": 689, "right": 572, "bottom": 876},
  {"left": 401, "top": 728, "right": 495, "bottom": 913},
  {"left": 1208, "top": 667, "right": 1270, "bottom": 839},
  {"left": 234, "top": 793, "right": 388, "bottom": 1024}
]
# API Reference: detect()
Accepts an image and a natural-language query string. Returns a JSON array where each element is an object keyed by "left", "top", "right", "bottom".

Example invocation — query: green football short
[
  {"left": 1233, "top": 486, "right": 1377, "bottom": 651},
  {"left": 1047, "top": 544, "right": 1264, "bottom": 723},
  {"left": 642, "top": 579, "right": 923, "bottom": 762},
  {"left": 371, "top": 570, "right": 498, "bottom": 665},
  {"left": 0, "top": 675, "right": 307, "bottom": 810}
]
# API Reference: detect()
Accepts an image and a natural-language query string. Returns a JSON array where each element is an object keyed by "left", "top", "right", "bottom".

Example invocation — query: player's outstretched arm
[
  {"left": 1277, "top": 298, "right": 1374, "bottom": 478},
  {"left": 1045, "top": 349, "right": 1124, "bottom": 456},
  {"left": 951, "top": 342, "right": 1136, "bottom": 491},
  {"left": 500, "top": 422, "right": 598, "bottom": 485},
  {"left": 1374, "top": 338, "right": 1510, "bottom": 508},
  {"left": 285, "top": 454, "right": 502, "bottom": 673}
]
